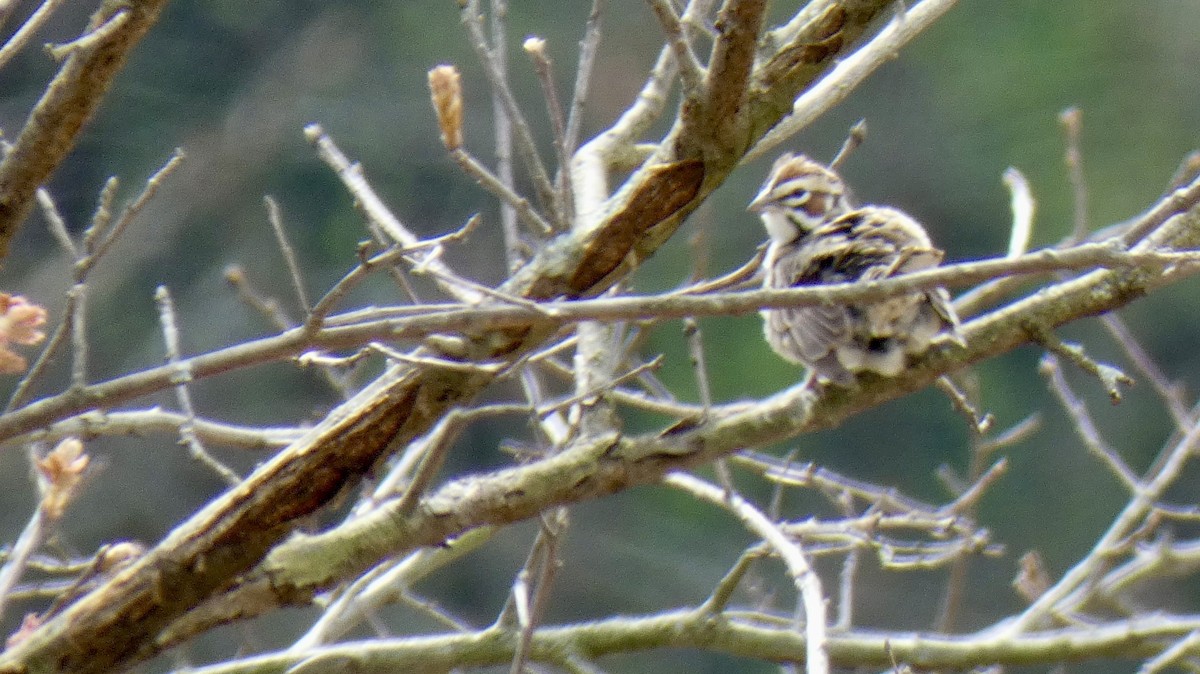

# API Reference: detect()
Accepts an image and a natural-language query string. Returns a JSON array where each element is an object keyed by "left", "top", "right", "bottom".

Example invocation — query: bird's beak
[{"left": 747, "top": 191, "right": 769, "bottom": 213}]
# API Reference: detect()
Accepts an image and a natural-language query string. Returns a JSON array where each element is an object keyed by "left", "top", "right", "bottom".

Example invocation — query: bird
[{"left": 749, "top": 153, "right": 963, "bottom": 386}]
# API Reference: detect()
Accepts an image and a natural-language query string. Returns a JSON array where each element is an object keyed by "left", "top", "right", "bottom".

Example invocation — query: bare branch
[
  {"left": 0, "top": 0, "right": 170, "bottom": 260},
  {"left": 3, "top": 235, "right": 1200, "bottom": 448},
  {"left": 1060, "top": 106, "right": 1090, "bottom": 242},
  {"left": 1100, "top": 313, "right": 1191, "bottom": 432},
  {"left": 1003, "top": 417, "right": 1200, "bottom": 634},
  {"left": 450, "top": 148, "right": 554, "bottom": 237},
  {"left": 461, "top": 0, "right": 558, "bottom": 215},
  {"left": 646, "top": 0, "right": 706, "bottom": 95},
  {"left": 747, "top": 0, "right": 959, "bottom": 161},
  {"left": 1034, "top": 332, "right": 1134, "bottom": 404},
  {"left": 667, "top": 471, "right": 830, "bottom": 674},
  {"left": 305, "top": 124, "right": 485, "bottom": 304},
  {"left": 524, "top": 37, "right": 575, "bottom": 225},
  {"left": 1003, "top": 166, "right": 1035, "bottom": 259},
  {"left": 1121, "top": 163, "right": 1200, "bottom": 247},
  {"left": 160, "top": 608, "right": 1200, "bottom": 672},
  {"left": 67, "top": 282, "right": 87, "bottom": 389},
  {"left": 154, "top": 286, "right": 241, "bottom": 486},
  {"left": 1040, "top": 355, "right": 1138, "bottom": 490},
  {"left": 0, "top": 504, "right": 47, "bottom": 625},
  {"left": 82, "top": 148, "right": 185, "bottom": 274},
  {"left": 26, "top": 408, "right": 301, "bottom": 449},
  {"left": 0, "top": 0, "right": 69, "bottom": 69},
  {"left": 7, "top": 3, "right": 1198, "bottom": 671},
  {"left": 34, "top": 187, "right": 76, "bottom": 257},
  {"left": 263, "top": 196, "right": 311, "bottom": 314},
  {"left": 563, "top": 0, "right": 605, "bottom": 160}
]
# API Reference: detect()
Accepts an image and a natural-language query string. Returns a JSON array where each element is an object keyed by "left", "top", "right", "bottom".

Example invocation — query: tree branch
[
  {"left": 147, "top": 190, "right": 1200, "bottom": 660},
  {"left": 0, "top": 0, "right": 169, "bottom": 261},
  {"left": 151, "top": 608, "right": 1200, "bottom": 673}
]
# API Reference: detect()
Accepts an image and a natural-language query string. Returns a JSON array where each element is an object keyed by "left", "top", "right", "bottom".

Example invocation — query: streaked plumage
[
  {"left": 749, "top": 153, "right": 853, "bottom": 239},
  {"left": 750, "top": 154, "right": 962, "bottom": 385}
]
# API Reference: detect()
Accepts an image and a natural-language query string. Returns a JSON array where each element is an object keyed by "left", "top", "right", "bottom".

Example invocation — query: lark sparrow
[{"left": 749, "top": 154, "right": 963, "bottom": 385}]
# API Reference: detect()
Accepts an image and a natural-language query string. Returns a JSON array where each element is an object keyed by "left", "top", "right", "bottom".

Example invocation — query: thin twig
[
  {"left": 0, "top": 0, "right": 69, "bottom": 69},
  {"left": 1002, "top": 416, "right": 1200, "bottom": 634},
  {"left": 413, "top": 261, "right": 550, "bottom": 313},
  {"left": 289, "top": 528, "right": 494, "bottom": 650},
  {"left": 674, "top": 245, "right": 765, "bottom": 294},
  {"left": 698, "top": 549, "right": 765, "bottom": 614},
  {"left": 7, "top": 289, "right": 77, "bottom": 411},
  {"left": 535, "top": 355, "right": 663, "bottom": 417},
  {"left": 264, "top": 196, "right": 311, "bottom": 313},
  {"left": 451, "top": 149, "right": 554, "bottom": 236},
  {"left": 534, "top": 354, "right": 705, "bottom": 419},
  {"left": 1033, "top": 331, "right": 1134, "bottom": 404},
  {"left": 80, "top": 177, "right": 118, "bottom": 265},
  {"left": 155, "top": 286, "right": 240, "bottom": 486},
  {"left": 1060, "top": 107, "right": 1090, "bottom": 243},
  {"left": 371, "top": 342, "right": 503, "bottom": 375},
  {"left": 305, "top": 123, "right": 484, "bottom": 304},
  {"left": 666, "top": 471, "right": 830, "bottom": 674},
  {"left": 563, "top": 0, "right": 605, "bottom": 162},
  {"left": 45, "top": 8, "right": 130, "bottom": 60},
  {"left": 1119, "top": 164, "right": 1200, "bottom": 247},
  {"left": 940, "top": 458, "right": 1008, "bottom": 516},
  {"left": 27, "top": 408, "right": 302, "bottom": 449},
  {"left": 0, "top": 507, "right": 46, "bottom": 626},
  {"left": 461, "top": 0, "right": 557, "bottom": 214},
  {"left": 68, "top": 283, "right": 87, "bottom": 389},
  {"left": 951, "top": 274, "right": 1035, "bottom": 320},
  {"left": 1167, "top": 152, "right": 1200, "bottom": 192},
  {"left": 525, "top": 37, "right": 575, "bottom": 226},
  {"left": 1099, "top": 314, "right": 1190, "bottom": 432},
  {"left": 976, "top": 413, "right": 1040, "bottom": 457},
  {"left": 35, "top": 188, "right": 76, "bottom": 258},
  {"left": 385, "top": 416, "right": 456, "bottom": 516},
  {"left": 487, "top": 0, "right": 522, "bottom": 263},
  {"left": 829, "top": 119, "right": 867, "bottom": 171},
  {"left": 682, "top": 319, "right": 711, "bottom": 415},
  {"left": 1138, "top": 629, "right": 1200, "bottom": 674},
  {"left": 936, "top": 376, "right": 994, "bottom": 435},
  {"left": 224, "top": 265, "right": 293, "bottom": 333},
  {"left": 83, "top": 148, "right": 185, "bottom": 274},
  {"left": 834, "top": 490, "right": 859, "bottom": 631},
  {"left": 308, "top": 216, "right": 480, "bottom": 329},
  {"left": 737, "top": 452, "right": 981, "bottom": 534},
  {"left": 1003, "top": 167, "right": 1035, "bottom": 259},
  {"left": 368, "top": 404, "right": 533, "bottom": 512},
  {"left": 508, "top": 510, "right": 567, "bottom": 674},
  {"left": 746, "top": 0, "right": 959, "bottom": 162},
  {"left": 646, "top": 0, "right": 706, "bottom": 95},
  {"left": 1039, "top": 354, "right": 1139, "bottom": 491}
]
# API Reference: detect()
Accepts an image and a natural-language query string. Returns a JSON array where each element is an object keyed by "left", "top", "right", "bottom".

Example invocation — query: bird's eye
[{"left": 781, "top": 191, "right": 810, "bottom": 209}]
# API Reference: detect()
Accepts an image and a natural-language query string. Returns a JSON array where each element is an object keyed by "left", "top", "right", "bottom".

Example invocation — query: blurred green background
[{"left": 1, "top": 1, "right": 1199, "bottom": 671}]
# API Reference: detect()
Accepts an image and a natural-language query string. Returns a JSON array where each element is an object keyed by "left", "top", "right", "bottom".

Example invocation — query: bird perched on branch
[{"left": 749, "top": 153, "right": 963, "bottom": 386}]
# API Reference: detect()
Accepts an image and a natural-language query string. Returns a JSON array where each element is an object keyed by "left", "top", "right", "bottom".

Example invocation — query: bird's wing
[
  {"left": 767, "top": 239, "right": 853, "bottom": 363},
  {"left": 769, "top": 303, "right": 849, "bottom": 364}
]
